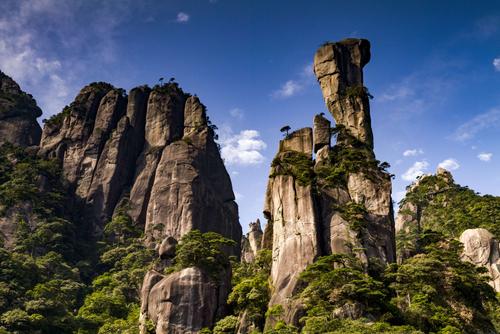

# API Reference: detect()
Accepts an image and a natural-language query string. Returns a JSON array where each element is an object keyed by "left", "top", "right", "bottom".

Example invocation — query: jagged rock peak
[
  {"left": 37, "top": 80, "right": 241, "bottom": 333},
  {"left": 0, "top": 70, "right": 42, "bottom": 146},
  {"left": 264, "top": 38, "right": 395, "bottom": 327},
  {"left": 313, "top": 38, "right": 374, "bottom": 149},
  {"left": 241, "top": 219, "right": 264, "bottom": 263}
]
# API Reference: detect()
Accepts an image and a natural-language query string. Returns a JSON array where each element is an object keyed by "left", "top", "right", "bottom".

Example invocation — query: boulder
[
  {"left": 145, "top": 267, "right": 222, "bottom": 334},
  {"left": 460, "top": 228, "right": 500, "bottom": 292}
]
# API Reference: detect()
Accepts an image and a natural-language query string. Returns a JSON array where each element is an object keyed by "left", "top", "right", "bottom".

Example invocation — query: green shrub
[
  {"left": 271, "top": 151, "right": 314, "bottom": 186},
  {"left": 167, "top": 230, "right": 235, "bottom": 280}
]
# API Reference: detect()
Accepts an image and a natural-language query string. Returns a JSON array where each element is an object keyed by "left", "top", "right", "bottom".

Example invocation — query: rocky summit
[
  {"left": 0, "top": 38, "right": 499, "bottom": 334},
  {"left": 0, "top": 71, "right": 42, "bottom": 147},
  {"left": 263, "top": 39, "right": 395, "bottom": 326}
]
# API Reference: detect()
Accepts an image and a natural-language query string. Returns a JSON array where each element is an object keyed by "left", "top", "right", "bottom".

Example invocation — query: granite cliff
[
  {"left": 0, "top": 71, "right": 42, "bottom": 147},
  {"left": 263, "top": 39, "right": 395, "bottom": 326}
]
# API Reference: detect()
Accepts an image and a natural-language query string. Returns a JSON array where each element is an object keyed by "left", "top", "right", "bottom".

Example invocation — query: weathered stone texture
[
  {"left": 0, "top": 71, "right": 42, "bottom": 146},
  {"left": 460, "top": 228, "right": 500, "bottom": 292}
]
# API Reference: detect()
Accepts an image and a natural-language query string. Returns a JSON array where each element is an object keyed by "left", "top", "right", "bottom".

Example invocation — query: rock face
[
  {"left": 142, "top": 267, "right": 226, "bottom": 334},
  {"left": 0, "top": 71, "right": 42, "bottom": 146},
  {"left": 264, "top": 38, "right": 395, "bottom": 327},
  {"left": 314, "top": 39, "right": 373, "bottom": 149},
  {"left": 241, "top": 219, "right": 264, "bottom": 263},
  {"left": 460, "top": 228, "right": 500, "bottom": 292},
  {"left": 38, "top": 82, "right": 242, "bottom": 332}
]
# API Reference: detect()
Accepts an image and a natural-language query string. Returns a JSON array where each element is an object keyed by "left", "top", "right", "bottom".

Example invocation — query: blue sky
[{"left": 1, "top": 0, "right": 500, "bottom": 232}]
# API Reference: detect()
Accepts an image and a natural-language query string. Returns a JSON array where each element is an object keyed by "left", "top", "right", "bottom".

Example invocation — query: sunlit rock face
[
  {"left": 0, "top": 71, "right": 42, "bottom": 146},
  {"left": 241, "top": 219, "right": 264, "bottom": 263},
  {"left": 38, "top": 82, "right": 242, "bottom": 333},
  {"left": 460, "top": 228, "right": 500, "bottom": 292},
  {"left": 314, "top": 38, "right": 373, "bottom": 149},
  {"left": 264, "top": 38, "right": 395, "bottom": 328}
]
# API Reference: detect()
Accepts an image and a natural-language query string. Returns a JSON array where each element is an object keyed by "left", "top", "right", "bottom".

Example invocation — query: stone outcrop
[
  {"left": 460, "top": 228, "right": 500, "bottom": 292},
  {"left": 0, "top": 71, "right": 42, "bottom": 146},
  {"left": 314, "top": 39, "right": 373, "bottom": 149},
  {"left": 37, "top": 82, "right": 242, "bottom": 332},
  {"left": 142, "top": 267, "right": 227, "bottom": 334},
  {"left": 264, "top": 38, "right": 395, "bottom": 327},
  {"left": 241, "top": 219, "right": 264, "bottom": 263},
  {"left": 313, "top": 113, "right": 331, "bottom": 153}
]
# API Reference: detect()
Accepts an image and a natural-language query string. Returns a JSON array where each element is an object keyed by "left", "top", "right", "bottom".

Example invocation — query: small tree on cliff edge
[{"left": 280, "top": 125, "right": 291, "bottom": 137}]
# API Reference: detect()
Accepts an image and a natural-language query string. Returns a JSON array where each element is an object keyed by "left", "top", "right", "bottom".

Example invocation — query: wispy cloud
[
  {"left": 478, "top": 152, "right": 493, "bottom": 162},
  {"left": 375, "top": 60, "right": 461, "bottom": 118},
  {"left": 438, "top": 158, "right": 460, "bottom": 171},
  {"left": 473, "top": 15, "right": 500, "bottom": 38},
  {"left": 272, "top": 80, "right": 303, "bottom": 98},
  {"left": 402, "top": 161, "right": 429, "bottom": 181},
  {"left": 229, "top": 108, "right": 244, "bottom": 119},
  {"left": 176, "top": 12, "right": 190, "bottom": 23},
  {"left": 0, "top": 0, "right": 139, "bottom": 118},
  {"left": 219, "top": 128, "right": 267, "bottom": 165},
  {"left": 272, "top": 62, "right": 315, "bottom": 99},
  {"left": 452, "top": 108, "right": 500, "bottom": 141},
  {"left": 403, "top": 148, "right": 424, "bottom": 157},
  {"left": 494, "top": 57, "right": 500, "bottom": 71}
]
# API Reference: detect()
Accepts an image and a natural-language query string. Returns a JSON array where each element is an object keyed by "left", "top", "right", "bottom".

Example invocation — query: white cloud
[
  {"left": 302, "top": 62, "right": 314, "bottom": 77},
  {"left": 478, "top": 152, "right": 493, "bottom": 162},
  {"left": 176, "top": 12, "right": 189, "bottom": 23},
  {"left": 229, "top": 108, "right": 244, "bottom": 119},
  {"left": 438, "top": 158, "right": 460, "bottom": 171},
  {"left": 402, "top": 161, "right": 429, "bottom": 181},
  {"left": 220, "top": 129, "right": 267, "bottom": 165},
  {"left": 0, "top": 0, "right": 139, "bottom": 118},
  {"left": 376, "top": 61, "right": 460, "bottom": 119},
  {"left": 494, "top": 57, "right": 500, "bottom": 71},
  {"left": 234, "top": 191, "right": 244, "bottom": 201},
  {"left": 452, "top": 108, "right": 500, "bottom": 141},
  {"left": 271, "top": 62, "right": 316, "bottom": 99},
  {"left": 403, "top": 148, "right": 424, "bottom": 157},
  {"left": 272, "top": 80, "right": 303, "bottom": 98},
  {"left": 379, "top": 85, "right": 414, "bottom": 102}
]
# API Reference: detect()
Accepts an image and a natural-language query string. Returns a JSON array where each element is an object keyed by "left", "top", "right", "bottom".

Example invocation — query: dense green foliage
[
  {"left": 0, "top": 144, "right": 86, "bottom": 333},
  {"left": 400, "top": 173, "right": 500, "bottom": 238},
  {"left": 270, "top": 130, "right": 391, "bottom": 189},
  {"left": 0, "top": 144, "right": 156, "bottom": 333},
  {"left": 229, "top": 250, "right": 272, "bottom": 327},
  {"left": 0, "top": 143, "right": 65, "bottom": 217},
  {"left": 166, "top": 230, "right": 235, "bottom": 279},
  {"left": 292, "top": 234, "right": 497, "bottom": 334},
  {"left": 271, "top": 151, "right": 314, "bottom": 186},
  {"left": 76, "top": 210, "right": 155, "bottom": 334}
]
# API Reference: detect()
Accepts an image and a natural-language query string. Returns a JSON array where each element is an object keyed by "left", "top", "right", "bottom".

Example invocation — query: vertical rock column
[
  {"left": 314, "top": 39, "right": 373, "bottom": 149},
  {"left": 313, "top": 38, "right": 396, "bottom": 264},
  {"left": 264, "top": 128, "right": 320, "bottom": 325}
]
